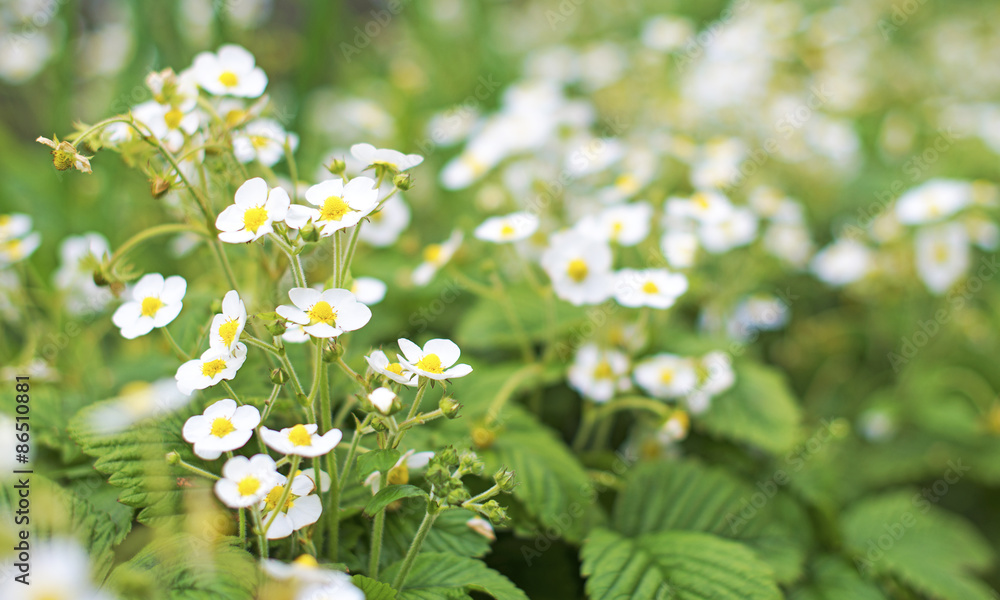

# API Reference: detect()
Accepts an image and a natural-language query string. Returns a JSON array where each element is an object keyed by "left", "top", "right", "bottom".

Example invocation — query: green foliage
[
  {"left": 580, "top": 528, "right": 783, "bottom": 600},
  {"left": 841, "top": 491, "right": 996, "bottom": 600},
  {"left": 352, "top": 575, "right": 399, "bottom": 600},
  {"left": 383, "top": 507, "right": 492, "bottom": 561},
  {"left": 382, "top": 552, "right": 528, "bottom": 600},
  {"left": 699, "top": 361, "right": 802, "bottom": 455},
  {"left": 478, "top": 406, "right": 605, "bottom": 543},
  {"left": 357, "top": 449, "right": 403, "bottom": 480},
  {"left": 107, "top": 534, "right": 258, "bottom": 600},
  {"left": 788, "top": 555, "right": 889, "bottom": 600},
  {"left": 364, "top": 485, "right": 429, "bottom": 517}
]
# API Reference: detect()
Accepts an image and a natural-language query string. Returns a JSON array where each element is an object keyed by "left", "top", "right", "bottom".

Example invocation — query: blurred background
[{"left": 4, "top": 0, "right": 1000, "bottom": 597}]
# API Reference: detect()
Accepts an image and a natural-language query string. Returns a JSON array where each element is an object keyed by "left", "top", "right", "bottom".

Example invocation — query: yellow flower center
[
  {"left": 307, "top": 301, "right": 337, "bottom": 326},
  {"left": 415, "top": 353, "right": 444, "bottom": 374},
  {"left": 319, "top": 196, "right": 350, "bottom": 222},
  {"left": 660, "top": 369, "right": 675, "bottom": 384},
  {"left": 243, "top": 206, "right": 269, "bottom": 233},
  {"left": 385, "top": 362, "right": 405, "bottom": 376},
  {"left": 293, "top": 554, "right": 319, "bottom": 568},
  {"left": 250, "top": 135, "right": 271, "bottom": 149},
  {"left": 218, "top": 70, "right": 239, "bottom": 87},
  {"left": 615, "top": 173, "right": 638, "bottom": 193},
  {"left": 218, "top": 318, "right": 240, "bottom": 348},
  {"left": 0, "top": 215, "right": 9, "bottom": 226},
  {"left": 611, "top": 222, "right": 624, "bottom": 238},
  {"left": 201, "top": 358, "right": 228, "bottom": 378},
  {"left": 224, "top": 108, "right": 246, "bottom": 128},
  {"left": 388, "top": 462, "right": 410, "bottom": 485},
  {"left": 2, "top": 239, "right": 22, "bottom": 259},
  {"left": 567, "top": 259, "right": 589, "bottom": 282},
  {"left": 461, "top": 153, "right": 487, "bottom": 176},
  {"left": 933, "top": 242, "right": 949, "bottom": 263},
  {"left": 288, "top": 424, "right": 313, "bottom": 446},
  {"left": 642, "top": 281, "right": 659, "bottom": 294},
  {"left": 237, "top": 475, "right": 261, "bottom": 497},
  {"left": 210, "top": 417, "right": 235, "bottom": 438},
  {"left": 141, "top": 296, "right": 164, "bottom": 318},
  {"left": 593, "top": 360, "right": 614, "bottom": 379},
  {"left": 164, "top": 108, "right": 184, "bottom": 130},
  {"left": 693, "top": 192, "right": 711, "bottom": 210},
  {"left": 423, "top": 244, "right": 443, "bottom": 263},
  {"left": 264, "top": 485, "right": 297, "bottom": 512},
  {"left": 500, "top": 224, "right": 516, "bottom": 237}
]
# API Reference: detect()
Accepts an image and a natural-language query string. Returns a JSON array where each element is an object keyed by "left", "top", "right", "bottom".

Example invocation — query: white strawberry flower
[
  {"left": 350, "top": 143, "right": 423, "bottom": 172},
  {"left": 810, "top": 238, "right": 873, "bottom": 286},
  {"left": 660, "top": 230, "right": 699, "bottom": 269},
  {"left": 365, "top": 349, "right": 418, "bottom": 387},
  {"left": 209, "top": 290, "right": 248, "bottom": 354},
  {"left": 260, "top": 471, "right": 322, "bottom": 539},
  {"left": 215, "top": 454, "right": 280, "bottom": 508},
  {"left": 192, "top": 44, "right": 267, "bottom": 97},
  {"left": 175, "top": 343, "right": 248, "bottom": 396},
  {"left": 670, "top": 190, "right": 734, "bottom": 224},
  {"left": 351, "top": 276, "right": 387, "bottom": 305},
  {"left": 466, "top": 517, "right": 497, "bottom": 541},
  {"left": 397, "top": 338, "right": 473, "bottom": 381},
  {"left": 285, "top": 177, "right": 379, "bottom": 237},
  {"left": 0, "top": 214, "right": 40, "bottom": 267},
  {"left": 575, "top": 202, "right": 652, "bottom": 246},
  {"left": 413, "top": 230, "right": 463, "bottom": 286},
  {"left": 263, "top": 556, "right": 363, "bottom": 595},
  {"left": 915, "top": 221, "right": 969, "bottom": 294},
  {"left": 0, "top": 538, "right": 115, "bottom": 600},
  {"left": 698, "top": 351, "right": 735, "bottom": 397},
  {"left": 634, "top": 354, "right": 698, "bottom": 399},
  {"left": 568, "top": 344, "right": 630, "bottom": 403},
  {"left": 896, "top": 179, "right": 971, "bottom": 225},
  {"left": 111, "top": 273, "right": 187, "bottom": 339},
  {"left": 260, "top": 423, "right": 343, "bottom": 457},
  {"left": 359, "top": 192, "right": 410, "bottom": 247},
  {"left": 368, "top": 387, "right": 397, "bottom": 414},
  {"left": 216, "top": 177, "right": 291, "bottom": 243},
  {"left": 182, "top": 398, "right": 261, "bottom": 460},
  {"left": 613, "top": 268, "right": 689, "bottom": 309},
  {"left": 699, "top": 207, "right": 758, "bottom": 254},
  {"left": 232, "top": 119, "right": 299, "bottom": 167},
  {"left": 132, "top": 99, "right": 199, "bottom": 152},
  {"left": 474, "top": 211, "right": 540, "bottom": 243},
  {"left": 276, "top": 287, "right": 372, "bottom": 339},
  {"left": 541, "top": 231, "right": 613, "bottom": 306},
  {"left": 363, "top": 449, "right": 435, "bottom": 493}
]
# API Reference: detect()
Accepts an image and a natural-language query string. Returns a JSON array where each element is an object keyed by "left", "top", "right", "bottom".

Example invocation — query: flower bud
[
  {"left": 37, "top": 136, "right": 92, "bottom": 174},
  {"left": 296, "top": 392, "right": 311, "bottom": 407},
  {"left": 322, "top": 340, "right": 343, "bottom": 363},
  {"left": 439, "top": 396, "right": 462, "bottom": 419},
  {"left": 326, "top": 158, "right": 346, "bottom": 176},
  {"left": 270, "top": 368, "right": 289, "bottom": 385},
  {"left": 266, "top": 320, "right": 287, "bottom": 336},
  {"left": 165, "top": 451, "right": 181, "bottom": 465},
  {"left": 367, "top": 387, "right": 399, "bottom": 415},
  {"left": 446, "top": 487, "right": 471, "bottom": 505},
  {"left": 480, "top": 500, "right": 509, "bottom": 525},
  {"left": 493, "top": 467, "right": 517, "bottom": 493},
  {"left": 150, "top": 176, "right": 172, "bottom": 199},
  {"left": 471, "top": 426, "right": 495, "bottom": 449},
  {"left": 435, "top": 446, "right": 459, "bottom": 467},
  {"left": 393, "top": 173, "right": 413, "bottom": 191},
  {"left": 300, "top": 221, "right": 320, "bottom": 243},
  {"left": 424, "top": 463, "right": 451, "bottom": 486}
]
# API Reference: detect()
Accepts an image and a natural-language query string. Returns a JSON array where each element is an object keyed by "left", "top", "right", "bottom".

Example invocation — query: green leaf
[
  {"left": 382, "top": 552, "right": 528, "bottom": 600},
  {"left": 480, "top": 406, "right": 605, "bottom": 543},
  {"left": 68, "top": 410, "right": 196, "bottom": 527},
  {"left": 351, "top": 574, "right": 399, "bottom": 600},
  {"left": 788, "top": 555, "right": 888, "bottom": 600},
  {"left": 357, "top": 449, "right": 402, "bottom": 480},
  {"left": 364, "top": 485, "right": 428, "bottom": 518},
  {"left": 107, "top": 534, "right": 257, "bottom": 600},
  {"left": 580, "top": 528, "right": 782, "bottom": 600},
  {"left": 841, "top": 490, "right": 996, "bottom": 600},
  {"left": 384, "top": 508, "right": 492, "bottom": 560},
  {"left": 455, "top": 285, "right": 587, "bottom": 351},
  {"left": 698, "top": 361, "right": 802, "bottom": 455},
  {"left": 612, "top": 459, "right": 808, "bottom": 583}
]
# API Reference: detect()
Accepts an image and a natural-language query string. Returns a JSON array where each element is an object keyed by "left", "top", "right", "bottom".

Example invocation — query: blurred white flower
[
  {"left": 360, "top": 192, "right": 410, "bottom": 247},
  {"left": 810, "top": 238, "right": 873, "bottom": 286},
  {"left": 915, "top": 222, "right": 969, "bottom": 294},
  {"left": 541, "top": 231, "right": 613, "bottom": 306},
  {"left": 568, "top": 344, "right": 630, "bottom": 403},
  {"left": 192, "top": 44, "right": 267, "bottom": 97},
  {"left": 233, "top": 119, "right": 299, "bottom": 167},
  {"left": 613, "top": 268, "right": 688, "bottom": 309},
  {"left": 413, "top": 230, "right": 463, "bottom": 285},
  {"left": 896, "top": 179, "right": 972, "bottom": 225},
  {"left": 634, "top": 354, "right": 698, "bottom": 399},
  {"left": 474, "top": 211, "right": 540, "bottom": 243}
]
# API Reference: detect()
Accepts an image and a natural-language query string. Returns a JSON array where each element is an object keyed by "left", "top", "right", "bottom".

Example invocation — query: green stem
[
  {"left": 489, "top": 270, "right": 534, "bottom": 362},
  {"left": 263, "top": 455, "right": 301, "bottom": 536},
  {"left": 339, "top": 222, "right": 364, "bottom": 287},
  {"left": 161, "top": 327, "right": 189, "bottom": 361},
  {"left": 572, "top": 403, "right": 597, "bottom": 452},
  {"left": 173, "top": 457, "right": 219, "bottom": 481},
  {"left": 251, "top": 507, "right": 268, "bottom": 559},
  {"left": 108, "top": 223, "right": 207, "bottom": 271},
  {"left": 333, "top": 230, "right": 342, "bottom": 287},
  {"left": 391, "top": 379, "right": 428, "bottom": 447},
  {"left": 336, "top": 356, "right": 367, "bottom": 388},
  {"left": 368, "top": 471, "right": 387, "bottom": 579},
  {"left": 462, "top": 485, "right": 500, "bottom": 507},
  {"left": 485, "top": 363, "right": 543, "bottom": 426},
  {"left": 238, "top": 508, "right": 247, "bottom": 548},
  {"left": 340, "top": 415, "right": 373, "bottom": 485},
  {"left": 391, "top": 509, "right": 439, "bottom": 590},
  {"left": 242, "top": 334, "right": 283, "bottom": 356},
  {"left": 270, "top": 233, "right": 308, "bottom": 288},
  {"left": 220, "top": 380, "right": 242, "bottom": 404}
]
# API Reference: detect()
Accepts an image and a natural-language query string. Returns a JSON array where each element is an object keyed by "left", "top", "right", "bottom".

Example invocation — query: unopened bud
[
  {"left": 165, "top": 451, "right": 181, "bottom": 465},
  {"left": 300, "top": 221, "right": 320, "bottom": 243},
  {"left": 493, "top": 467, "right": 517, "bottom": 493},
  {"left": 322, "top": 340, "right": 343, "bottom": 363},
  {"left": 367, "top": 387, "right": 399, "bottom": 415},
  {"left": 326, "top": 158, "right": 346, "bottom": 176},
  {"left": 296, "top": 393, "right": 310, "bottom": 407},
  {"left": 270, "top": 368, "right": 289, "bottom": 385},
  {"left": 266, "top": 320, "right": 287, "bottom": 336},
  {"left": 439, "top": 396, "right": 461, "bottom": 419},
  {"left": 446, "top": 488, "right": 470, "bottom": 505},
  {"left": 393, "top": 173, "right": 413, "bottom": 191},
  {"left": 425, "top": 463, "right": 451, "bottom": 486},
  {"left": 150, "top": 176, "right": 172, "bottom": 199},
  {"left": 480, "top": 500, "right": 509, "bottom": 525},
  {"left": 471, "top": 426, "right": 495, "bottom": 449}
]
